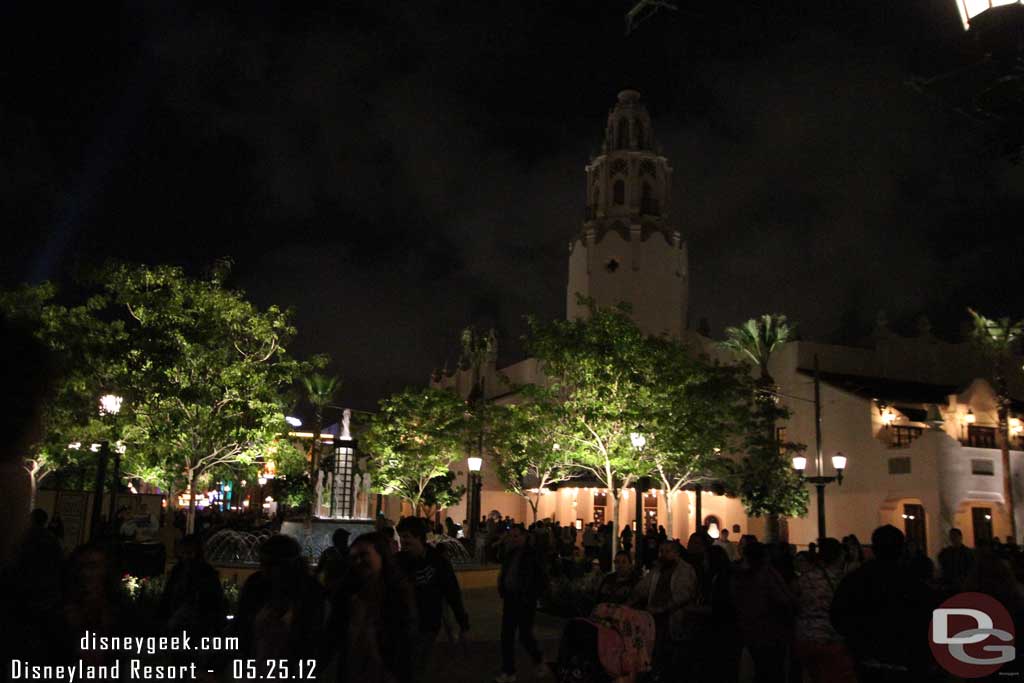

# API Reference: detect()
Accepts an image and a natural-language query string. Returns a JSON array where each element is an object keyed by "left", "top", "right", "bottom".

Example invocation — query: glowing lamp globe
[
  {"left": 630, "top": 432, "right": 647, "bottom": 450},
  {"left": 99, "top": 394, "right": 123, "bottom": 416},
  {"left": 792, "top": 456, "right": 807, "bottom": 472},
  {"left": 468, "top": 456, "right": 483, "bottom": 472},
  {"left": 832, "top": 453, "right": 848, "bottom": 471}
]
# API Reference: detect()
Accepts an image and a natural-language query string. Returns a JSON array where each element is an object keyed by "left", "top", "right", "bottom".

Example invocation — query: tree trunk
[
  {"left": 664, "top": 487, "right": 674, "bottom": 541},
  {"left": 308, "top": 417, "right": 322, "bottom": 521},
  {"left": 29, "top": 472, "right": 38, "bottom": 511},
  {"left": 764, "top": 514, "right": 781, "bottom": 543},
  {"left": 999, "top": 403, "right": 1018, "bottom": 541},
  {"left": 610, "top": 491, "right": 620, "bottom": 558},
  {"left": 186, "top": 469, "right": 198, "bottom": 535},
  {"left": 529, "top": 497, "right": 539, "bottom": 523}
]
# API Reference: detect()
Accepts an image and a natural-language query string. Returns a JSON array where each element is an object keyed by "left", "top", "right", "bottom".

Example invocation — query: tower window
[
  {"left": 613, "top": 180, "right": 625, "bottom": 205},
  {"left": 605, "top": 259, "right": 620, "bottom": 273}
]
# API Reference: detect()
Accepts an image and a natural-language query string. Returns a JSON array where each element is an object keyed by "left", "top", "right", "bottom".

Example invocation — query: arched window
[
  {"left": 616, "top": 118, "right": 628, "bottom": 149},
  {"left": 641, "top": 182, "right": 656, "bottom": 214},
  {"left": 613, "top": 180, "right": 625, "bottom": 205}
]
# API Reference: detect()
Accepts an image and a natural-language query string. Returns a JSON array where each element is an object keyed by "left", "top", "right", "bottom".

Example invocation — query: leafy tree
[
  {"left": 0, "top": 283, "right": 127, "bottom": 507},
  {"left": 301, "top": 372, "right": 340, "bottom": 517},
  {"left": 968, "top": 308, "right": 1024, "bottom": 540},
  {"left": 721, "top": 314, "right": 806, "bottom": 540},
  {"left": 525, "top": 299, "right": 658, "bottom": 556},
  {"left": 420, "top": 471, "right": 466, "bottom": 519},
  {"left": 641, "top": 337, "right": 751, "bottom": 538},
  {"left": 488, "top": 396, "right": 575, "bottom": 523},
  {"left": 101, "top": 261, "right": 309, "bottom": 533},
  {"left": 362, "top": 386, "right": 470, "bottom": 515}
]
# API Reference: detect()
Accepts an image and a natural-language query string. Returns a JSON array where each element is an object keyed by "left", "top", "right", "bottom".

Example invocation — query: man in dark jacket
[
  {"left": 397, "top": 517, "right": 470, "bottom": 673},
  {"left": 831, "top": 525, "right": 939, "bottom": 682},
  {"left": 495, "top": 524, "right": 548, "bottom": 683}
]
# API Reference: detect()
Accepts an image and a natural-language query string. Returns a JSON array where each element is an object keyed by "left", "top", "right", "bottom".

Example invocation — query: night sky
[{"left": 3, "top": 1, "right": 1023, "bottom": 410}]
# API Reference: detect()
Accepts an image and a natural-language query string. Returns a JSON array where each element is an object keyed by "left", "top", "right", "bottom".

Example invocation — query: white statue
[
  {"left": 341, "top": 408, "right": 352, "bottom": 440},
  {"left": 351, "top": 473, "right": 361, "bottom": 517},
  {"left": 315, "top": 469, "right": 325, "bottom": 517}
]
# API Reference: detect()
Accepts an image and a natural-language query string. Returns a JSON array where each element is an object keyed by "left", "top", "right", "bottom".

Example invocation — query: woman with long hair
[{"left": 331, "top": 531, "right": 417, "bottom": 683}]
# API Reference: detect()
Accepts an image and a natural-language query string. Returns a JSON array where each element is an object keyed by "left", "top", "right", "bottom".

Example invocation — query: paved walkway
[{"left": 426, "top": 588, "right": 566, "bottom": 683}]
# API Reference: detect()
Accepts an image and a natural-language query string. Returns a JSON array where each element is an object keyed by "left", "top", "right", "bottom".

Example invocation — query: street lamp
[
  {"left": 467, "top": 456, "right": 483, "bottom": 539},
  {"left": 630, "top": 430, "right": 648, "bottom": 566},
  {"left": 793, "top": 451, "right": 847, "bottom": 540},
  {"left": 285, "top": 415, "right": 303, "bottom": 427},
  {"left": 90, "top": 393, "right": 123, "bottom": 541}
]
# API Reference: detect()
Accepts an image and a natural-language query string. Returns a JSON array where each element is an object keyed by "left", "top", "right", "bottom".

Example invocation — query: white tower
[{"left": 566, "top": 90, "right": 688, "bottom": 338}]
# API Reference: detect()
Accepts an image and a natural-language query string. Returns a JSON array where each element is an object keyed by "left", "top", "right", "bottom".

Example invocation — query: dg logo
[{"left": 930, "top": 592, "right": 1016, "bottom": 678}]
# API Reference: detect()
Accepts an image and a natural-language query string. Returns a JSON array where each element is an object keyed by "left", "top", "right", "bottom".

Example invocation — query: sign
[{"left": 930, "top": 592, "right": 1016, "bottom": 678}]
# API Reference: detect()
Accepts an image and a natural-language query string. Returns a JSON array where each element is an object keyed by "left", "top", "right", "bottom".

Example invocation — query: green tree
[
  {"left": 968, "top": 308, "right": 1024, "bottom": 541},
  {"left": 721, "top": 314, "right": 805, "bottom": 540},
  {"left": 102, "top": 261, "right": 308, "bottom": 533},
  {"left": 362, "top": 387, "right": 469, "bottom": 515},
  {"left": 0, "top": 283, "right": 127, "bottom": 507},
  {"left": 525, "top": 299, "right": 658, "bottom": 556},
  {"left": 301, "top": 372, "right": 340, "bottom": 517},
  {"left": 642, "top": 337, "right": 751, "bottom": 538},
  {"left": 488, "top": 397, "right": 575, "bottom": 523}
]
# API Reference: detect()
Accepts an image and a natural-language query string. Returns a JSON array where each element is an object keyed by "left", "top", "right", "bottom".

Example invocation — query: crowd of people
[{"left": 5, "top": 506, "right": 1024, "bottom": 683}]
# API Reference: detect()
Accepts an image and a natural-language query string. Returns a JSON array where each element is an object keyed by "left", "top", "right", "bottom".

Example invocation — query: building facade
[{"left": 434, "top": 91, "right": 1024, "bottom": 556}]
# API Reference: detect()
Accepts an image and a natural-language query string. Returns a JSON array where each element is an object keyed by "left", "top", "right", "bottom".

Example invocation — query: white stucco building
[{"left": 433, "top": 91, "right": 1024, "bottom": 557}]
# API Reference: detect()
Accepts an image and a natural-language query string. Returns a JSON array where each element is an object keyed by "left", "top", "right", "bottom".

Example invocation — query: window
[
  {"left": 613, "top": 180, "right": 625, "bottom": 205},
  {"left": 604, "top": 258, "right": 620, "bottom": 273},
  {"left": 972, "top": 507, "right": 994, "bottom": 544},
  {"left": 967, "top": 425, "right": 997, "bottom": 448},
  {"left": 888, "top": 457, "right": 911, "bottom": 475},
  {"left": 971, "top": 459, "right": 995, "bottom": 476},
  {"left": 643, "top": 492, "right": 658, "bottom": 531},
  {"left": 902, "top": 503, "right": 927, "bottom": 554},
  {"left": 891, "top": 426, "right": 923, "bottom": 449},
  {"left": 593, "top": 491, "right": 607, "bottom": 524}
]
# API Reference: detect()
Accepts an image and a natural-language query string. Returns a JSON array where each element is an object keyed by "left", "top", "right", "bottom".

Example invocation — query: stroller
[{"left": 553, "top": 603, "right": 656, "bottom": 683}]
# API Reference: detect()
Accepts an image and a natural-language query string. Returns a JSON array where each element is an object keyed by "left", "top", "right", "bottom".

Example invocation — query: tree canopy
[{"left": 361, "top": 386, "right": 470, "bottom": 514}]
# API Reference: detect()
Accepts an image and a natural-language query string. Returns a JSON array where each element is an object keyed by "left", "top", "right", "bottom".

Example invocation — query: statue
[
  {"left": 315, "top": 469, "right": 325, "bottom": 517},
  {"left": 340, "top": 408, "right": 352, "bottom": 440}
]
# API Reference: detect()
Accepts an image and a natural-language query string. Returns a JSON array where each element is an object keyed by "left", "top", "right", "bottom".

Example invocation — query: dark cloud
[{"left": 1, "top": 1, "right": 1022, "bottom": 409}]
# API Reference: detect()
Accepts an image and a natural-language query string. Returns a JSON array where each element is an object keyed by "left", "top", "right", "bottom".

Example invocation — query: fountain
[
  {"left": 280, "top": 411, "right": 378, "bottom": 558},
  {"left": 204, "top": 528, "right": 273, "bottom": 565}
]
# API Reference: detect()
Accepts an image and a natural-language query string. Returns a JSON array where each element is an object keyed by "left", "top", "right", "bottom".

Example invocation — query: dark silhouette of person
[
  {"left": 159, "top": 534, "right": 225, "bottom": 633},
  {"left": 831, "top": 525, "right": 939, "bottom": 682},
  {"left": 397, "top": 517, "right": 470, "bottom": 673},
  {"left": 596, "top": 550, "right": 640, "bottom": 604},
  {"left": 631, "top": 539, "right": 698, "bottom": 678},
  {"left": 937, "top": 527, "right": 974, "bottom": 595},
  {"left": 235, "top": 535, "right": 326, "bottom": 670},
  {"left": 331, "top": 531, "right": 417, "bottom": 683},
  {"left": 732, "top": 541, "right": 796, "bottom": 683},
  {"left": 4, "top": 508, "right": 64, "bottom": 665},
  {"left": 317, "top": 527, "right": 351, "bottom": 596},
  {"left": 495, "top": 524, "right": 548, "bottom": 682}
]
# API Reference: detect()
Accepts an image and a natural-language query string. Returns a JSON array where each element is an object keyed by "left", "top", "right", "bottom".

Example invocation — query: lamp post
[
  {"left": 467, "top": 456, "right": 483, "bottom": 539},
  {"left": 88, "top": 394, "right": 122, "bottom": 541},
  {"left": 630, "top": 432, "right": 648, "bottom": 567},
  {"left": 793, "top": 359, "right": 847, "bottom": 540}
]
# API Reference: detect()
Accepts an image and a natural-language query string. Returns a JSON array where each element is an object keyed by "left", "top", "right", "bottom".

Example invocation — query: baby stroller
[{"left": 553, "top": 604, "right": 656, "bottom": 683}]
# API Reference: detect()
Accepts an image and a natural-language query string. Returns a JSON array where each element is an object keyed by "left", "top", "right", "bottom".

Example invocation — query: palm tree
[
  {"left": 722, "top": 314, "right": 792, "bottom": 387},
  {"left": 968, "top": 309, "right": 1023, "bottom": 541},
  {"left": 302, "top": 373, "right": 341, "bottom": 519},
  {"left": 722, "top": 314, "right": 793, "bottom": 541}
]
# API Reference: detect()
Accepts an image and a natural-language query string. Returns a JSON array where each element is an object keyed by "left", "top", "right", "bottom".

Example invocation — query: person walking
[
  {"left": 397, "top": 517, "right": 470, "bottom": 674},
  {"left": 937, "top": 527, "right": 974, "bottom": 595},
  {"left": 495, "top": 524, "right": 548, "bottom": 683},
  {"left": 714, "top": 528, "right": 738, "bottom": 562},
  {"left": 732, "top": 541, "right": 796, "bottom": 683},
  {"left": 596, "top": 550, "right": 640, "bottom": 605}
]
